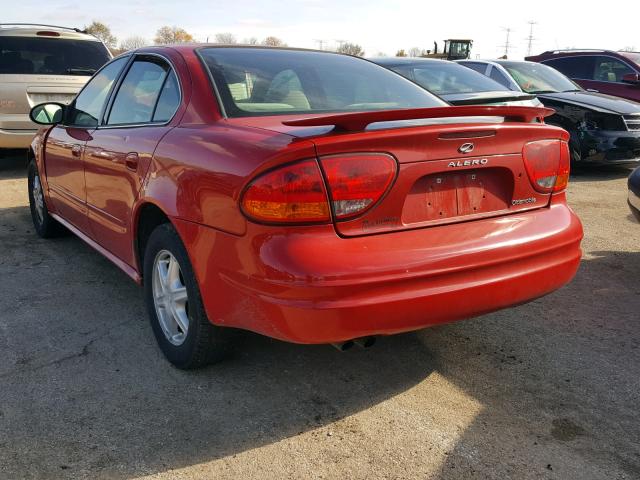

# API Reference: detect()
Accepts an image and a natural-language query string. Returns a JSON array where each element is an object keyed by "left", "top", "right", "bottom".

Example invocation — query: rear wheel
[
  {"left": 28, "top": 160, "right": 63, "bottom": 238},
  {"left": 143, "top": 223, "right": 231, "bottom": 369}
]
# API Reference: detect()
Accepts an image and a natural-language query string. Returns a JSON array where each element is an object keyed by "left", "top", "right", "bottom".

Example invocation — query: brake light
[
  {"left": 319, "top": 153, "right": 397, "bottom": 220},
  {"left": 241, "top": 159, "right": 330, "bottom": 224},
  {"left": 37, "top": 31, "right": 61, "bottom": 37},
  {"left": 522, "top": 140, "right": 570, "bottom": 193}
]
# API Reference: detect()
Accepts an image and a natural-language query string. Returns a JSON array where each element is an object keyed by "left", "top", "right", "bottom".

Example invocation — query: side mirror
[
  {"left": 30, "top": 102, "right": 65, "bottom": 125},
  {"left": 621, "top": 73, "right": 640, "bottom": 85}
]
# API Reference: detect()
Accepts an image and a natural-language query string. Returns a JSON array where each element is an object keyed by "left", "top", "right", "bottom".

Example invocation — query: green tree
[{"left": 85, "top": 21, "right": 117, "bottom": 49}]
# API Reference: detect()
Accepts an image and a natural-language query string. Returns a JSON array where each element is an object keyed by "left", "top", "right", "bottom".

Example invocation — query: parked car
[
  {"left": 371, "top": 57, "right": 540, "bottom": 106},
  {"left": 0, "top": 24, "right": 111, "bottom": 153},
  {"left": 525, "top": 50, "right": 640, "bottom": 103},
  {"left": 27, "top": 46, "right": 583, "bottom": 368},
  {"left": 458, "top": 59, "right": 640, "bottom": 165},
  {"left": 629, "top": 167, "right": 640, "bottom": 221}
]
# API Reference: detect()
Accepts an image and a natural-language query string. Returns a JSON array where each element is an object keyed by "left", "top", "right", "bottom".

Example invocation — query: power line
[
  {"left": 314, "top": 39, "right": 326, "bottom": 50},
  {"left": 526, "top": 21, "right": 538, "bottom": 56},
  {"left": 500, "top": 27, "right": 513, "bottom": 58}
]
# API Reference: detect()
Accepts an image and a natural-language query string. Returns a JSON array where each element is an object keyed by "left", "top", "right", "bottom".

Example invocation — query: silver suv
[{"left": 0, "top": 24, "right": 112, "bottom": 151}]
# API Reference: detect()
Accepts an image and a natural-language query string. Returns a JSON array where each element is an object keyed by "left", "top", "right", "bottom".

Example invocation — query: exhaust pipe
[
  {"left": 331, "top": 340, "right": 354, "bottom": 352},
  {"left": 354, "top": 337, "right": 376, "bottom": 349}
]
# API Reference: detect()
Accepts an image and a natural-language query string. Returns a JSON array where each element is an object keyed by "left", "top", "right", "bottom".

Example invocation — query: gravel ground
[{"left": 0, "top": 153, "right": 638, "bottom": 480}]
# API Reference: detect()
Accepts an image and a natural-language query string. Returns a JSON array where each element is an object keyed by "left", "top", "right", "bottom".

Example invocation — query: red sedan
[{"left": 27, "top": 46, "right": 583, "bottom": 368}]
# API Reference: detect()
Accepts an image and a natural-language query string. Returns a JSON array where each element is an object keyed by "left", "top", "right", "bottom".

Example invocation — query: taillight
[
  {"left": 319, "top": 153, "right": 397, "bottom": 220},
  {"left": 522, "top": 139, "right": 570, "bottom": 193},
  {"left": 241, "top": 159, "right": 330, "bottom": 224}
]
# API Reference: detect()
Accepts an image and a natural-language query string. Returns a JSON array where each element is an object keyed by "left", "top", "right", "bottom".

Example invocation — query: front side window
[
  {"left": 199, "top": 48, "right": 446, "bottom": 117},
  {"left": 69, "top": 56, "right": 128, "bottom": 127},
  {"left": 107, "top": 59, "right": 172, "bottom": 125},
  {"left": 394, "top": 62, "right": 509, "bottom": 95},
  {"left": 0, "top": 36, "right": 111, "bottom": 75},
  {"left": 593, "top": 56, "right": 635, "bottom": 83}
]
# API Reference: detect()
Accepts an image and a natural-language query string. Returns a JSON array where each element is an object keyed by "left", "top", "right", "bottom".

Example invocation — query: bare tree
[
  {"left": 262, "top": 36, "right": 286, "bottom": 47},
  {"left": 336, "top": 42, "right": 365, "bottom": 57},
  {"left": 214, "top": 32, "right": 237, "bottom": 44},
  {"left": 243, "top": 37, "right": 259, "bottom": 45},
  {"left": 408, "top": 47, "right": 424, "bottom": 57},
  {"left": 119, "top": 36, "right": 148, "bottom": 52},
  {"left": 395, "top": 49, "right": 407, "bottom": 57},
  {"left": 154, "top": 26, "right": 194, "bottom": 45},
  {"left": 85, "top": 21, "right": 117, "bottom": 49},
  {"left": 621, "top": 46, "right": 637, "bottom": 52}
]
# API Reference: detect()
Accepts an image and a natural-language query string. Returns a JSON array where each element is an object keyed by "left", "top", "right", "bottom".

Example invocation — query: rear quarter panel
[{"left": 138, "top": 123, "right": 318, "bottom": 236}]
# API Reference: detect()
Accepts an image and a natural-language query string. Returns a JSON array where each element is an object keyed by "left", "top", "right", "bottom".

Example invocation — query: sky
[{"left": 3, "top": 0, "right": 638, "bottom": 59}]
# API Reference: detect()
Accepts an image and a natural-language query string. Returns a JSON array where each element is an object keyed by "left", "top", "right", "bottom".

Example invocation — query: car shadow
[
  {"left": 426, "top": 250, "right": 640, "bottom": 479},
  {"left": 0, "top": 202, "right": 437, "bottom": 478},
  {"left": 0, "top": 151, "right": 27, "bottom": 180}
]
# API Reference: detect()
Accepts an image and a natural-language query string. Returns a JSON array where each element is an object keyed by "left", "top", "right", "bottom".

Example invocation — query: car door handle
[
  {"left": 125, "top": 152, "right": 139, "bottom": 172},
  {"left": 89, "top": 149, "right": 116, "bottom": 161},
  {"left": 71, "top": 145, "right": 82, "bottom": 157}
]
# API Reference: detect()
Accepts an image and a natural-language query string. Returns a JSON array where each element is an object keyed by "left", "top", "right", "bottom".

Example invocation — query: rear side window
[
  {"left": 542, "top": 56, "right": 595, "bottom": 79},
  {"left": 107, "top": 58, "right": 176, "bottom": 125},
  {"left": 489, "top": 67, "right": 512, "bottom": 88},
  {"left": 153, "top": 70, "right": 180, "bottom": 122},
  {"left": 0, "top": 36, "right": 111, "bottom": 75},
  {"left": 69, "top": 56, "right": 128, "bottom": 127},
  {"left": 199, "top": 47, "right": 446, "bottom": 117}
]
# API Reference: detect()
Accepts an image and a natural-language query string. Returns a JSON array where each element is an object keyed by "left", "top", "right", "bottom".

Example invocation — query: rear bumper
[
  {"left": 0, "top": 128, "right": 37, "bottom": 149},
  {"left": 579, "top": 129, "right": 640, "bottom": 165},
  {"left": 173, "top": 197, "right": 583, "bottom": 344}
]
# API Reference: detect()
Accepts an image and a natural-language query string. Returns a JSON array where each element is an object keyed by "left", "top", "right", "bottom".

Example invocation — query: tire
[
  {"left": 143, "top": 223, "right": 231, "bottom": 369},
  {"left": 27, "top": 160, "right": 63, "bottom": 238}
]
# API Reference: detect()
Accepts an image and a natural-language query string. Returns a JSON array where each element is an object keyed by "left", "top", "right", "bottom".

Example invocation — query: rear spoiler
[{"left": 282, "top": 106, "right": 555, "bottom": 132}]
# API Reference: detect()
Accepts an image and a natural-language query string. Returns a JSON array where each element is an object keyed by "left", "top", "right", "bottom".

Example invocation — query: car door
[
  {"left": 44, "top": 56, "right": 128, "bottom": 232},
  {"left": 83, "top": 54, "right": 182, "bottom": 267}
]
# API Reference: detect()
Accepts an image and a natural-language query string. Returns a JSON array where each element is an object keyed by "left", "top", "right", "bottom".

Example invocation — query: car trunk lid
[{"left": 278, "top": 106, "right": 566, "bottom": 237}]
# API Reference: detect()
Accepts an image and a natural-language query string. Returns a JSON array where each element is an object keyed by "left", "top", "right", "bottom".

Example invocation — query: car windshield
[
  {"left": 199, "top": 48, "right": 447, "bottom": 117},
  {"left": 500, "top": 62, "right": 580, "bottom": 94},
  {"left": 0, "top": 36, "right": 111, "bottom": 75},
  {"left": 392, "top": 62, "right": 509, "bottom": 95}
]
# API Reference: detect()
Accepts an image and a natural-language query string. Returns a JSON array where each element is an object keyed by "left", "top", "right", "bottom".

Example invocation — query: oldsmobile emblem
[
  {"left": 458, "top": 142, "right": 475, "bottom": 154},
  {"left": 448, "top": 158, "right": 488, "bottom": 168}
]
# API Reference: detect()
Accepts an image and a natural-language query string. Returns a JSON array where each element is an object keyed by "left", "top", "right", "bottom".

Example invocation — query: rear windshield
[
  {"left": 500, "top": 62, "right": 580, "bottom": 94},
  {"left": 391, "top": 62, "right": 509, "bottom": 95},
  {"left": 199, "top": 47, "right": 447, "bottom": 117},
  {"left": 0, "top": 36, "right": 111, "bottom": 75}
]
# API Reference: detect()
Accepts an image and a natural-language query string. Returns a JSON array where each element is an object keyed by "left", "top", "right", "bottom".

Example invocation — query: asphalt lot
[{"left": 0, "top": 152, "right": 639, "bottom": 480}]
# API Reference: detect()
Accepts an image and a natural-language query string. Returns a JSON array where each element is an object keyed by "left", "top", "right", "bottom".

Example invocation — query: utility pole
[
  {"left": 335, "top": 39, "right": 347, "bottom": 51},
  {"left": 526, "top": 21, "right": 538, "bottom": 56},
  {"left": 500, "top": 27, "right": 513, "bottom": 58},
  {"left": 314, "top": 39, "right": 326, "bottom": 50}
]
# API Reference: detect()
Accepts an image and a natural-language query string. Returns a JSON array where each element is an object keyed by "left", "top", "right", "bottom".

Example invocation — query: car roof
[
  {"left": 370, "top": 57, "right": 449, "bottom": 66},
  {"left": 0, "top": 24, "right": 100, "bottom": 41}
]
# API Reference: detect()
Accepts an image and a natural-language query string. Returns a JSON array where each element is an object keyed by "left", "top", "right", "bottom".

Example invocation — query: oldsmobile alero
[{"left": 27, "top": 46, "right": 583, "bottom": 368}]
